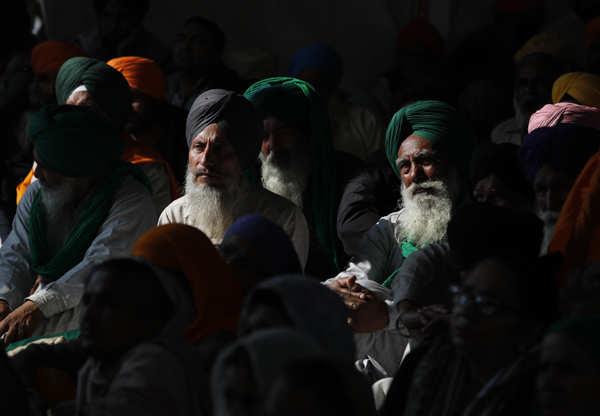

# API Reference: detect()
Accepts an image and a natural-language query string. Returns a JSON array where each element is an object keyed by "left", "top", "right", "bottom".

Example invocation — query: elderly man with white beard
[
  {"left": 0, "top": 105, "right": 157, "bottom": 345},
  {"left": 325, "top": 100, "right": 473, "bottom": 378},
  {"left": 158, "top": 89, "right": 309, "bottom": 269}
]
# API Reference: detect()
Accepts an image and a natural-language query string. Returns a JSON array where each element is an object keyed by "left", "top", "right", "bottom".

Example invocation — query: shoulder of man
[{"left": 157, "top": 195, "right": 189, "bottom": 225}]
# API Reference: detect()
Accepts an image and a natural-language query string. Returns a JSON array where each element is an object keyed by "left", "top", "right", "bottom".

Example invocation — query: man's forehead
[
  {"left": 397, "top": 134, "right": 435, "bottom": 158},
  {"left": 193, "top": 123, "right": 230, "bottom": 144}
]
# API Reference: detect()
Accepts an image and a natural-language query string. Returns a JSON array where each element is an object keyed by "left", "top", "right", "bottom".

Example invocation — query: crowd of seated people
[{"left": 0, "top": 1, "right": 599, "bottom": 415}]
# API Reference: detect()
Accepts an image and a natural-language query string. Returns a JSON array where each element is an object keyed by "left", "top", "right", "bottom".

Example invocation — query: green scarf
[
  {"left": 244, "top": 77, "right": 340, "bottom": 270},
  {"left": 29, "top": 162, "right": 151, "bottom": 282},
  {"left": 382, "top": 240, "right": 418, "bottom": 288}
]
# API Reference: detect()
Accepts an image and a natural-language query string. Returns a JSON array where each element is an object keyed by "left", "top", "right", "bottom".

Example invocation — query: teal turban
[
  {"left": 28, "top": 104, "right": 124, "bottom": 177},
  {"left": 547, "top": 315, "right": 600, "bottom": 367},
  {"left": 27, "top": 105, "right": 149, "bottom": 283},
  {"left": 244, "top": 77, "right": 340, "bottom": 270},
  {"left": 385, "top": 100, "right": 474, "bottom": 179},
  {"left": 55, "top": 57, "right": 132, "bottom": 129}
]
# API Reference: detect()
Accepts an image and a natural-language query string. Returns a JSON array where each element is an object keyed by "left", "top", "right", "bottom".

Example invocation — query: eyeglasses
[{"left": 449, "top": 284, "right": 521, "bottom": 316}]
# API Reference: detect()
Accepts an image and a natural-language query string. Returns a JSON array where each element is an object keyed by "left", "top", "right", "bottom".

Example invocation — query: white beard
[
  {"left": 394, "top": 180, "right": 453, "bottom": 249},
  {"left": 259, "top": 152, "right": 309, "bottom": 208},
  {"left": 538, "top": 210, "right": 560, "bottom": 255},
  {"left": 184, "top": 168, "right": 247, "bottom": 242},
  {"left": 40, "top": 181, "right": 80, "bottom": 255}
]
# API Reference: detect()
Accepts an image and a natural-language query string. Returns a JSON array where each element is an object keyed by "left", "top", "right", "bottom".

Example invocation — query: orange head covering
[
  {"left": 107, "top": 56, "right": 165, "bottom": 101},
  {"left": 552, "top": 72, "right": 600, "bottom": 107},
  {"left": 30, "top": 40, "right": 87, "bottom": 75},
  {"left": 132, "top": 224, "right": 243, "bottom": 343}
]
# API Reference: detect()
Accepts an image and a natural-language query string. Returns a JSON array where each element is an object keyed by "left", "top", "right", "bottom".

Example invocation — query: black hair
[{"left": 184, "top": 16, "right": 226, "bottom": 56}]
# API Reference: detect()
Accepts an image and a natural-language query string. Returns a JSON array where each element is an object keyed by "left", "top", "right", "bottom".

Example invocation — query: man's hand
[
  {"left": 0, "top": 300, "right": 10, "bottom": 321},
  {"left": 347, "top": 297, "right": 389, "bottom": 333},
  {"left": 326, "top": 276, "right": 373, "bottom": 308},
  {"left": 0, "top": 301, "right": 44, "bottom": 345}
]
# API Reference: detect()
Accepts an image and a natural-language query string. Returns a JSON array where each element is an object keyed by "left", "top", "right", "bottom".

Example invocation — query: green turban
[
  {"left": 244, "top": 77, "right": 340, "bottom": 270},
  {"left": 28, "top": 104, "right": 124, "bottom": 177},
  {"left": 385, "top": 100, "right": 474, "bottom": 179},
  {"left": 55, "top": 56, "right": 132, "bottom": 129}
]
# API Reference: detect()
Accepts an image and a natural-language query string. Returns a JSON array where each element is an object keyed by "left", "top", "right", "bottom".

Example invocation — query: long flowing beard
[
  {"left": 184, "top": 168, "right": 246, "bottom": 242},
  {"left": 538, "top": 210, "right": 560, "bottom": 255},
  {"left": 259, "top": 152, "right": 309, "bottom": 208},
  {"left": 395, "top": 180, "right": 453, "bottom": 249},
  {"left": 40, "top": 181, "right": 80, "bottom": 254}
]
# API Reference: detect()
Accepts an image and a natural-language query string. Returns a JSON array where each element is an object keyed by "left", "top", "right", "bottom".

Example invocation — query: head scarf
[
  {"left": 520, "top": 124, "right": 600, "bottom": 182},
  {"left": 447, "top": 202, "right": 543, "bottom": 269},
  {"left": 55, "top": 57, "right": 132, "bottom": 128},
  {"left": 240, "top": 275, "right": 355, "bottom": 362},
  {"left": 396, "top": 17, "right": 445, "bottom": 57},
  {"left": 28, "top": 104, "right": 123, "bottom": 177},
  {"left": 244, "top": 77, "right": 339, "bottom": 269},
  {"left": 385, "top": 100, "right": 474, "bottom": 179},
  {"left": 186, "top": 89, "right": 263, "bottom": 171},
  {"left": 212, "top": 328, "right": 320, "bottom": 412},
  {"left": 549, "top": 153, "right": 600, "bottom": 285},
  {"left": 222, "top": 214, "right": 302, "bottom": 277},
  {"left": 469, "top": 142, "right": 533, "bottom": 201},
  {"left": 107, "top": 56, "right": 166, "bottom": 101},
  {"left": 514, "top": 32, "right": 575, "bottom": 64},
  {"left": 28, "top": 105, "right": 146, "bottom": 283},
  {"left": 552, "top": 72, "right": 600, "bottom": 107},
  {"left": 30, "top": 41, "right": 87, "bottom": 75},
  {"left": 289, "top": 44, "right": 343, "bottom": 86},
  {"left": 132, "top": 224, "right": 243, "bottom": 343},
  {"left": 528, "top": 102, "right": 600, "bottom": 133},
  {"left": 547, "top": 315, "right": 600, "bottom": 367}
]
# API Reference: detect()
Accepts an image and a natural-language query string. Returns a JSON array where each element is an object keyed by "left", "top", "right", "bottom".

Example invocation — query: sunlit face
[
  {"left": 396, "top": 134, "right": 446, "bottom": 190},
  {"left": 187, "top": 123, "right": 241, "bottom": 190},
  {"left": 537, "top": 332, "right": 600, "bottom": 416}
]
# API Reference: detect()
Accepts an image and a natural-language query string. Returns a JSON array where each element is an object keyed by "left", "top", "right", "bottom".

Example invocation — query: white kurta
[
  {"left": 0, "top": 177, "right": 157, "bottom": 335},
  {"left": 158, "top": 187, "right": 310, "bottom": 270}
]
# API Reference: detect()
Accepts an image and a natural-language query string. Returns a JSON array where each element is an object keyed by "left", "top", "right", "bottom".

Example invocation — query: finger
[
  {"left": 336, "top": 287, "right": 370, "bottom": 300},
  {"left": 4, "top": 324, "right": 17, "bottom": 345}
]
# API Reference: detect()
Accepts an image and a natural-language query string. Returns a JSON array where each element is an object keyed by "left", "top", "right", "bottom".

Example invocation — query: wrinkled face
[
  {"left": 534, "top": 164, "right": 573, "bottom": 214},
  {"left": 125, "top": 89, "right": 158, "bottom": 135},
  {"left": 221, "top": 356, "right": 262, "bottom": 416},
  {"left": 188, "top": 123, "right": 241, "bottom": 190},
  {"left": 261, "top": 116, "right": 307, "bottom": 167},
  {"left": 450, "top": 258, "right": 523, "bottom": 355},
  {"left": 537, "top": 332, "right": 600, "bottom": 416},
  {"left": 396, "top": 134, "right": 448, "bottom": 190},
  {"left": 174, "top": 22, "right": 219, "bottom": 72},
  {"left": 80, "top": 270, "right": 148, "bottom": 359},
  {"left": 514, "top": 62, "right": 554, "bottom": 117}
]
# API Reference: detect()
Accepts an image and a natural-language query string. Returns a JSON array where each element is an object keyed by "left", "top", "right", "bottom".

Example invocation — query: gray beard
[
  {"left": 184, "top": 168, "right": 248, "bottom": 242},
  {"left": 538, "top": 210, "right": 560, "bottom": 255},
  {"left": 394, "top": 180, "right": 453, "bottom": 249},
  {"left": 259, "top": 152, "right": 309, "bottom": 208},
  {"left": 40, "top": 182, "right": 80, "bottom": 255}
]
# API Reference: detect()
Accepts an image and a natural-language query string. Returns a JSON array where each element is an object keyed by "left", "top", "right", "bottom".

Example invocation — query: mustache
[{"left": 404, "top": 180, "right": 445, "bottom": 197}]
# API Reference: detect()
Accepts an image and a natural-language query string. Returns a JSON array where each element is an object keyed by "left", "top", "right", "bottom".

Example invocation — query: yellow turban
[
  {"left": 514, "top": 32, "right": 575, "bottom": 64},
  {"left": 552, "top": 72, "right": 600, "bottom": 107}
]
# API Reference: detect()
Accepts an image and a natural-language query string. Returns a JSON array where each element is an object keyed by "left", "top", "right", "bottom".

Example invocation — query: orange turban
[
  {"left": 107, "top": 56, "right": 165, "bottom": 101},
  {"left": 132, "top": 224, "right": 243, "bottom": 343},
  {"left": 552, "top": 72, "right": 600, "bottom": 107},
  {"left": 30, "top": 41, "right": 87, "bottom": 75}
]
